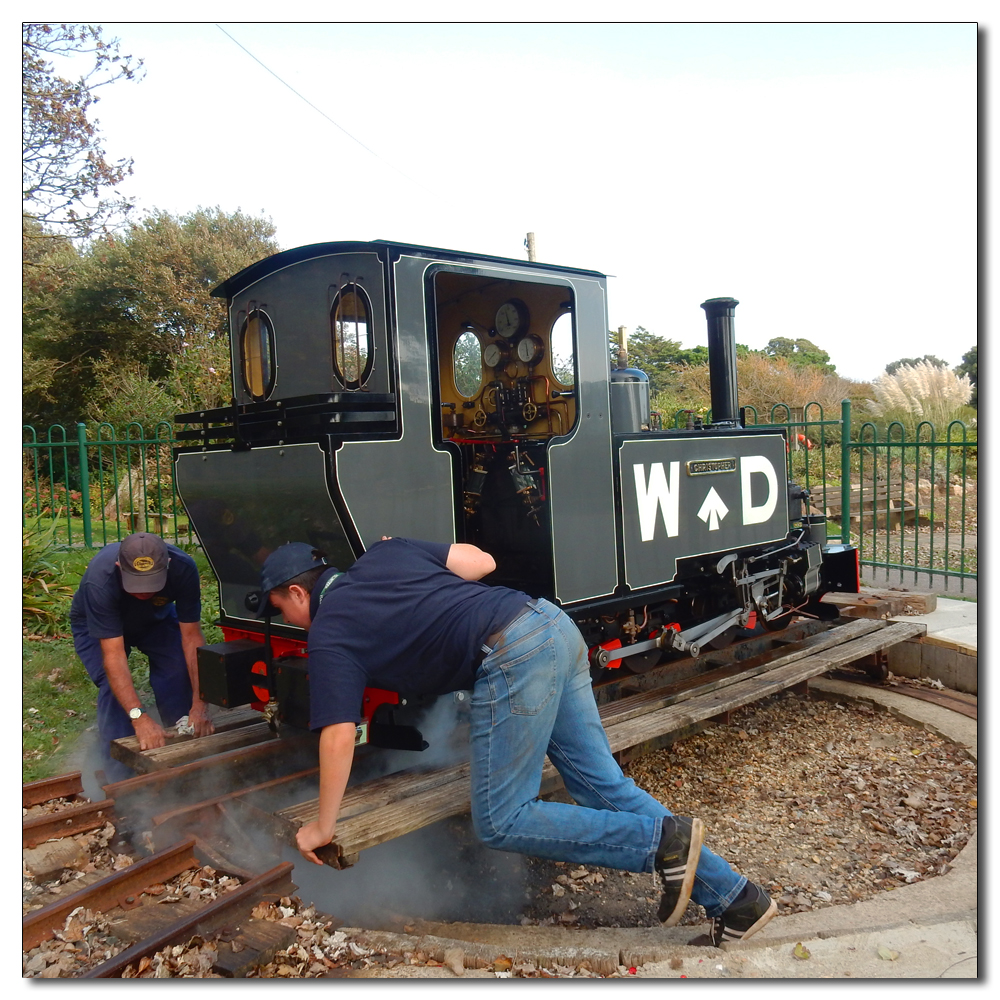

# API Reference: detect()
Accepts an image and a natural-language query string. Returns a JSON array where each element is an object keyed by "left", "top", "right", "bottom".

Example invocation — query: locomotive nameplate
[
  {"left": 619, "top": 432, "right": 789, "bottom": 591},
  {"left": 686, "top": 458, "right": 736, "bottom": 475}
]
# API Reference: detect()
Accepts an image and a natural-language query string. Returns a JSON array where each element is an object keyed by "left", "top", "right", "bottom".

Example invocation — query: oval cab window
[
  {"left": 454, "top": 330, "right": 483, "bottom": 398},
  {"left": 240, "top": 309, "right": 276, "bottom": 401},
  {"left": 550, "top": 310, "right": 575, "bottom": 387},
  {"left": 331, "top": 284, "right": 373, "bottom": 389}
]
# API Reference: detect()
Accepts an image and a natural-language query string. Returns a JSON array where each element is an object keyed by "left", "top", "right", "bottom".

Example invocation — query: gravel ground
[{"left": 22, "top": 681, "right": 977, "bottom": 978}]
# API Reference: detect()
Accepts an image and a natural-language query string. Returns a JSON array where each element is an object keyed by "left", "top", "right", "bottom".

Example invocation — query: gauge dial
[
  {"left": 495, "top": 299, "right": 529, "bottom": 339},
  {"left": 516, "top": 334, "right": 545, "bottom": 365},
  {"left": 483, "top": 342, "right": 507, "bottom": 368}
]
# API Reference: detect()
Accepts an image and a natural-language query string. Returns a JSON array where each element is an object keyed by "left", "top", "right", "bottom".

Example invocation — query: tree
[
  {"left": 24, "top": 207, "right": 280, "bottom": 427},
  {"left": 884, "top": 355, "right": 949, "bottom": 376},
  {"left": 954, "top": 346, "right": 977, "bottom": 408},
  {"left": 609, "top": 326, "right": 716, "bottom": 394},
  {"left": 763, "top": 338, "right": 836, "bottom": 374},
  {"left": 22, "top": 23, "right": 143, "bottom": 243}
]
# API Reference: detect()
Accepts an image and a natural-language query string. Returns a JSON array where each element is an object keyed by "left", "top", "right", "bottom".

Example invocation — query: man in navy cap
[
  {"left": 257, "top": 537, "right": 777, "bottom": 945},
  {"left": 70, "top": 532, "right": 214, "bottom": 783}
]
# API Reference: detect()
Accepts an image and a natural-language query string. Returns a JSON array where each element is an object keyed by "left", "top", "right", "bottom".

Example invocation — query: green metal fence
[
  {"left": 22, "top": 421, "right": 185, "bottom": 549},
  {"left": 24, "top": 409, "right": 977, "bottom": 592}
]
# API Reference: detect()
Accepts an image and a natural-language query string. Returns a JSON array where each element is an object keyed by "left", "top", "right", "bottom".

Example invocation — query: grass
[{"left": 22, "top": 545, "right": 224, "bottom": 784}]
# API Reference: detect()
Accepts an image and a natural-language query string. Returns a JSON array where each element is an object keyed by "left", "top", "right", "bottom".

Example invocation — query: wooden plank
[
  {"left": 111, "top": 722, "right": 278, "bottom": 773},
  {"left": 110, "top": 707, "right": 264, "bottom": 760},
  {"left": 598, "top": 618, "right": 882, "bottom": 726},
  {"left": 820, "top": 593, "right": 908, "bottom": 619},
  {"left": 103, "top": 733, "right": 319, "bottom": 805},
  {"left": 603, "top": 621, "right": 926, "bottom": 752}
]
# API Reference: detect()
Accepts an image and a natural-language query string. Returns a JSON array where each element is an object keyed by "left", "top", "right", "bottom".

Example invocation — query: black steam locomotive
[{"left": 175, "top": 240, "right": 857, "bottom": 744}]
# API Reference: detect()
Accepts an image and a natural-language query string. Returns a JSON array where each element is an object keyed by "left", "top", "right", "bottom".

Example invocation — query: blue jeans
[
  {"left": 470, "top": 598, "right": 745, "bottom": 917},
  {"left": 72, "top": 612, "right": 193, "bottom": 784}
]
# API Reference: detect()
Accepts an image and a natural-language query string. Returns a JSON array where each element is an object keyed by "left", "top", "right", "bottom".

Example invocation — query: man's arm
[
  {"left": 296, "top": 722, "right": 357, "bottom": 864},
  {"left": 178, "top": 620, "right": 214, "bottom": 737},
  {"left": 445, "top": 543, "right": 496, "bottom": 581},
  {"left": 99, "top": 636, "right": 167, "bottom": 751}
]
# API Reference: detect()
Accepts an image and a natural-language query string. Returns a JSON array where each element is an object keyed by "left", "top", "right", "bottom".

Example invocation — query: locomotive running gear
[
  {"left": 70, "top": 541, "right": 201, "bottom": 638},
  {"left": 655, "top": 815, "right": 706, "bottom": 925},
  {"left": 708, "top": 881, "right": 778, "bottom": 945},
  {"left": 304, "top": 538, "right": 528, "bottom": 730},
  {"left": 118, "top": 532, "right": 170, "bottom": 593}
]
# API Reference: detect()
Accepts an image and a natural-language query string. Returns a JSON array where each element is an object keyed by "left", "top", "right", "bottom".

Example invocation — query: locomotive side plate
[{"left": 619, "top": 432, "right": 789, "bottom": 591}]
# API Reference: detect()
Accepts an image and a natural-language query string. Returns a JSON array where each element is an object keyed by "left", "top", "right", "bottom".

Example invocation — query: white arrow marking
[{"left": 697, "top": 487, "right": 729, "bottom": 531}]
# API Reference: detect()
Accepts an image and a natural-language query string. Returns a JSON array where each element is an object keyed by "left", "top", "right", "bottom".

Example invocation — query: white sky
[{"left": 39, "top": 14, "right": 980, "bottom": 384}]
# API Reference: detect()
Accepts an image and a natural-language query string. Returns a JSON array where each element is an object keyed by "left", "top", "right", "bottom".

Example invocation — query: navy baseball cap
[
  {"left": 119, "top": 532, "right": 169, "bottom": 593},
  {"left": 253, "top": 542, "right": 331, "bottom": 617}
]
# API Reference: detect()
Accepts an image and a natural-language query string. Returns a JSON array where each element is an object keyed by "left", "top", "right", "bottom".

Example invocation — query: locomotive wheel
[
  {"left": 707, "top": 625, "right": 739, "bottom": 650},
  {"left": 761, "top": 609, "right": 796, "bottom": 632},
  {"left": 623, "top": 650, "right": 664, "bottom": 674}
]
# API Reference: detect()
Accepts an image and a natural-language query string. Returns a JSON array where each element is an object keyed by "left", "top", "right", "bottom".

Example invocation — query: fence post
[
  {"left": 77, "top": 422, "right": 93, "bottom": 548},
  {"left": 840, "top": 399, "right": 852, "bottom": 545}
]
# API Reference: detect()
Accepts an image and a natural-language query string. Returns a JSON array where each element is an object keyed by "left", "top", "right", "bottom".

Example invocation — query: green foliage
[
  {"left": 885, "top": 355, "right": 949, "bottom": 376},
  {"left": 762, "top": 338, "right": 836, "bottom": 374},
  {"left": 609, "top": 326, "right": 725, "bottom": 395},
  {"left": 22, "top": 23, "right": 143, "bottom": 242},
  {"left": 955, "top": 346, "right": 977, "bottom": 408},
  {"left": 23, "top": 206, "right": 280, "bottom": 427},
  {"left": 23, "top": 517, "right": 75, "bottom": 635}
]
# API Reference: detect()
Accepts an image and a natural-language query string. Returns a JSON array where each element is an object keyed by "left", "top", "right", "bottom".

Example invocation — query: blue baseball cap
[{"left": 252, "top": 542, "right": 332, "bottom": 617}]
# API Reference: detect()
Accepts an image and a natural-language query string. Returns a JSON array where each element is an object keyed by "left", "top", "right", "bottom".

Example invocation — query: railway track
[{"left": 26, "top": 613, "right": 958, "bottom": 976}]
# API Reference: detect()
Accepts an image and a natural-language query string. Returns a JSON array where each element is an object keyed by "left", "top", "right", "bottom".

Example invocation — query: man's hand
[
  {"left": 188, "top": 699, "right": 215, "bottom": 737},
  {"left": 296, "top": 820, "right": 334, "bottom": 865},
  {"left": 132, "top": 713, "right": 167, "bottom": 751}
]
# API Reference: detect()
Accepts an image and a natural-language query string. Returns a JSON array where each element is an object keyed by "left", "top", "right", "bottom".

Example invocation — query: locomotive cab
[{"left": 175, "top": 240, "right": 856, "bottom": 740}]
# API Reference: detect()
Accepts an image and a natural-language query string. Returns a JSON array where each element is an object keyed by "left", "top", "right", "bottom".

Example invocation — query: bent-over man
[
  {"left": 259, "top": 537, "right": 776, "bottom": 946},
  {"left": 70, "top": 532, "right": 214, "bottom": 783}
]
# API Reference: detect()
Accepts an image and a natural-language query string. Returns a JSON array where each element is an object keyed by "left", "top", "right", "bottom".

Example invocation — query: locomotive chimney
[{"left": 700, "top": 297, "right": 740, "bottom": 428}]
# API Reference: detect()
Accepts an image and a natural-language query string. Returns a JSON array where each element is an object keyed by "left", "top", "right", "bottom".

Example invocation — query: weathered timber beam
[
  {"left": 111, "top": 721, "right": 278, "bottom": 773},
  {"left": 599, "top": 618, "right": 884, "bottom": 726},
  {"left": 603, "top": 621, "right": 926, "bottom": 753}
]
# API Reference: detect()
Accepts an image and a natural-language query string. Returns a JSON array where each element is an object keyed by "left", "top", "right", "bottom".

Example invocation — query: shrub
[{"left": 23, "top": 517, "right": 74, "bottom": 635}]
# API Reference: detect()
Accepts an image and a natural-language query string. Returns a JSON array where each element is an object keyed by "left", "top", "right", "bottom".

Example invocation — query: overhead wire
[{"left": 214, "top": 23, "right": 416, "bottom": 185}]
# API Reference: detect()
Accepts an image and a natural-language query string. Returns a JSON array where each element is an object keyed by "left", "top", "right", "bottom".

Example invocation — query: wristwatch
[{"left": 128, "top": 706, "right": 144, "bottom": 720}]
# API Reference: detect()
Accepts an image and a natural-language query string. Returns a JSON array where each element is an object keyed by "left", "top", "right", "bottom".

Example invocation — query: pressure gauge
[
  {"left": 516, "top": 334, "right": 545, "bottom": 365},
  {"left": 483, "top": 341, "right": 507, "bottom": 368},
  {"left": 495, "top": 299, "right": 529, "bottom": 339}
]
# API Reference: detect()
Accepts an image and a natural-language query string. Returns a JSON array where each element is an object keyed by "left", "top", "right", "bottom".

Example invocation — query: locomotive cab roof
[{"left": 211, "top": 239, "right": 606, "bottom": 301}]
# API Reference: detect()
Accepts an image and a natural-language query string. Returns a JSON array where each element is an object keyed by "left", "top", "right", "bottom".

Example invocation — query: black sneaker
[
  {"left": 654, "top": 815, "right": 705, "bottom": 925},
  {"left": 709, "top": 882, "right": 777, "bottom": 946}
]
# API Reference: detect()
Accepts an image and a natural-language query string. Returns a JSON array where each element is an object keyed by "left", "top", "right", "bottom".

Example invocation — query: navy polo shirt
[
  {"left": 306, "top": 538, "right": 529, "bottom": 730},
  {"left": 69, "top": 542, "right": 201, "bottom": 640}
]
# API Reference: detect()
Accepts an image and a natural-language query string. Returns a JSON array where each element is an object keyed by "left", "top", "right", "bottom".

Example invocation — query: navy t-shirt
[
  {"left": 69, "top": 543, "right": 201, "bottom": 639},
  {"left": 306, "top": 538, "right": 529, "bottom": 729}
]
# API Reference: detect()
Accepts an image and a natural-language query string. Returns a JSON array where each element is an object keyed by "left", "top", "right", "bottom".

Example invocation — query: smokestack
[
  {"left": 525, "top": 232, "right": 537, "bottom": 261},
  {"left": 700, "top": 297, "right": 740, "bottom": 428}
]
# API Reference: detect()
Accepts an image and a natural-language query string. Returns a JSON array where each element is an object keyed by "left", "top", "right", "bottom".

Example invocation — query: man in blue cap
[
  {"left": 258, "top": 537, "right": 776, "bottom": 945},
  {"left": 70, "top": 532, "right": 214, "bottom": 783}
]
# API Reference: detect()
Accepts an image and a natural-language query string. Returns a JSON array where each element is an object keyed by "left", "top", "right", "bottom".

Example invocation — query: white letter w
[{"left": 633, "top": 462, "right": 680, "bottom": 541}]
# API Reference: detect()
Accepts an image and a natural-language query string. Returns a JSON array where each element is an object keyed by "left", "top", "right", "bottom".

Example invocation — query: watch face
[
  {"left": 129, "top": 707, "right": 142, "bottom": 720},
  {"left": 516, "top": 335, "right": 544, "bottom": 365},
  {"left": 483, "top": 342, "right": 505, "bottom": 368},
  {"left": 495, "top": 299, "right": 528, "bottom": 339}
]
